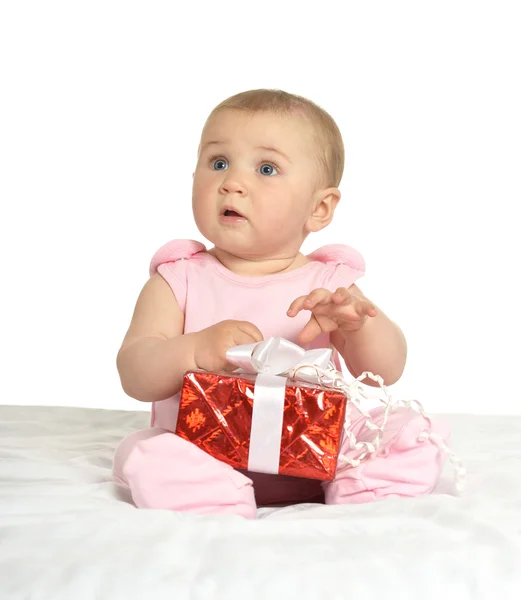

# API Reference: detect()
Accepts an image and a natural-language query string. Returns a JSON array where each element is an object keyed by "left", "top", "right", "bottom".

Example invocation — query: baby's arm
[
  {"left": 288, "top": 282, "right": 406, "bottom": 387},
  {"left": 116, "top": 274, "right": 199, "bottom": 402},
  {"left": 117, "top": 274, "right": 264, "bottom": 402},
  {"left": 330, "top": 285, "right": 407, "bottom": 386}
]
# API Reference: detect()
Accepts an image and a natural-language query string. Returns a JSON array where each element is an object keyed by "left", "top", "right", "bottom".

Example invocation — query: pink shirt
[{"left": 149, "top": 239, "right": 366, "bottom": 433}]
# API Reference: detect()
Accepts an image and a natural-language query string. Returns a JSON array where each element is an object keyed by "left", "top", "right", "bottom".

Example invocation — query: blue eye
[
  {"left": 212, "top": 158, "right": 228, "bottom": 171},
  {"left": 259, "top": 163, "right": 278, "bottom": 176}
]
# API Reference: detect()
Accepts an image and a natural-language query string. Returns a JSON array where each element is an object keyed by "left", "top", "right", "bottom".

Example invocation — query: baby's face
[{"left": 192, "top": 109, "right": 322, "bottom": 260}]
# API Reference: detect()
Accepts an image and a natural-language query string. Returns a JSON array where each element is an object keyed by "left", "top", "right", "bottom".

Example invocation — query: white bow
[
  {"left": 226, "top": 336, "right": 337, "bottom": 385},
  {"left": 225, "top": 337, "right": 466, "bottom": 492},
  {"left": 225, "top": 337, "right": 340, "bottom": 475}
]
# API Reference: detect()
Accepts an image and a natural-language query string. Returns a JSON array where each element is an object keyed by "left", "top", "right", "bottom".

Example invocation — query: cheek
[
  {"left": 259, "top": 202, "right": 300, "bottom": 233},
  {"left": 262, "top": 186, "right": 309, "bottom": 220},
  {"left": 192, "top": 173, "right": 207, "bottom": 196},
  {"left": 192, "top": 174, "right": 215, "bottom": 207},
  {"left": 192, "top": 178, "right": 212, "bottom": 217}
]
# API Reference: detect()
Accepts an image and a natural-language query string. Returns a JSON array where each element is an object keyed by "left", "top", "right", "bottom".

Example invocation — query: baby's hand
[
  {"left": 193, "top": 320, "right": 264, "bottom": 372},
  {"left": 287, "top": 286, "right": 377, "bottom": 344}
]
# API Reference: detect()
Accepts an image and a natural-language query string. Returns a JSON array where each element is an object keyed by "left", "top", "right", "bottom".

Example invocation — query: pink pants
[{"left": 112, "top": 406, "right": 450, "bottom": 518}]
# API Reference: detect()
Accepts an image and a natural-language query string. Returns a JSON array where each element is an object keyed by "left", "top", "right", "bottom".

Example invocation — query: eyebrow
[
  {"left": 201, "top": 141, "right": 292, "bottom": 163},
  {"left": 257, "top": 145, "right": 292, "bottom": 163}
]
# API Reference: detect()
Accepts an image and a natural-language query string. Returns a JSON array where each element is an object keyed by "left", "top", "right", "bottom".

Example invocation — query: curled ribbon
[{"left": 226, "top": 337, "right": 466, "bottom": 492}]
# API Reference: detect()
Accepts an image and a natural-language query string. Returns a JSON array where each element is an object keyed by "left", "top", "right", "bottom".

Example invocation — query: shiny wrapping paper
[{"left": 176, "top": 370, "right": 348, "bottom": 481}]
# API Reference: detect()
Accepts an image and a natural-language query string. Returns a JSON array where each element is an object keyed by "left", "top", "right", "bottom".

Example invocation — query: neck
[{"left": 208, "top": 247, "right": 310, "bottom": 276}]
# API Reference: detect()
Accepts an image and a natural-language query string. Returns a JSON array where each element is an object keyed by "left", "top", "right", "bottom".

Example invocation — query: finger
[
  {"left": 287, "top": 289, "right": 331, "bottom": 317},
  {"left": 356, "top": 301, "right": 377, "bottom": 318},
  {"left": 302, "top": 288, "right": 332, "bottom": 310},
  {"left": 297, "top": 316, "right": 323, "bottom": 344},
  {"left": 315, "top": 313, "right": 342, "bottom": 333},
  {"left": 343, "top": 307, "right": 366, "bottom": 320},
  {"left": 367, "top": 305, "right": 377, "bottom": 317},
  {"left": 338, "top": 303, "right": 376, "bottom": 325},
  {"left": 331, "top": 287, "right": 352, "bottom": 304},
  {"left": 287, "top": 295, "right": 309, "bottom": 317},
  {"left": 237, "top": 321, "right": 264, "bottom": 343}
]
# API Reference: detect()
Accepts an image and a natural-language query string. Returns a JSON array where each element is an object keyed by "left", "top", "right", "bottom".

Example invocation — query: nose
[{"left": 219, "top": 172, "right": 246, "bottom": 195}]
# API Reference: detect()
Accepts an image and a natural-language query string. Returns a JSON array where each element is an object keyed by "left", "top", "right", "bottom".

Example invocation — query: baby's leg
[
  {"left": 112, "top": 428, "right": 256, "bottom": 518},
  {"left": 323, "top": 405, "right": 451, "bottom": 505}
]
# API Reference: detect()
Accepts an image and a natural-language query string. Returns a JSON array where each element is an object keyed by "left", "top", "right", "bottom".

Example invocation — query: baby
[{"left": 113, "top": 89, "right": 450, "bottom": 517}]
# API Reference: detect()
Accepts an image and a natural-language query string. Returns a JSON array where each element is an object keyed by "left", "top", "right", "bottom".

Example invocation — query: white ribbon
[
  {"left": 226, "top": 337, "right": 337, "bottom": 474},
  {"left": 225, "top": 336, "right": 467, "bottom": 493}
]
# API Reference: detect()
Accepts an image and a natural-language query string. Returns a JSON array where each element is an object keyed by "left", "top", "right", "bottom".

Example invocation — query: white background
[{"left": 1, "top": 1, "right": 519, "bottom": 415}]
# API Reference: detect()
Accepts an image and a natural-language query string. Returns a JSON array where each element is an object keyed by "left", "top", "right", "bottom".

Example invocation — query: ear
[{"left": 305, "top": 187, "right": 341, "bottom": 233}]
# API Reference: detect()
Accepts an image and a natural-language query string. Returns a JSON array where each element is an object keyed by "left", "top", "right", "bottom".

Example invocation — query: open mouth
[{"left": 223, "top": 209, "right": 244, "bottom": 218}]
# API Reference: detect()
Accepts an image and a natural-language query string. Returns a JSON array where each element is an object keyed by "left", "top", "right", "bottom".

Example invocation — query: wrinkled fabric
[
  {"left": 4, "top": 405, "right": 520, "bottom": 599},
  {"left": 113, "top": 405, "right": 450, "bottom": 514}
]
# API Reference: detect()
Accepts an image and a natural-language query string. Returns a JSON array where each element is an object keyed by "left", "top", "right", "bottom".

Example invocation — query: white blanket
[{"left": 1, "top": 405, "right": 520, "bottom": 599}]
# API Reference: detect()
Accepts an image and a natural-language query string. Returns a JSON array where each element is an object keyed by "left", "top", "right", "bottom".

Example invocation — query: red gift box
[{"left": 175, "top": 369, "right": 348, "bottom": 481}]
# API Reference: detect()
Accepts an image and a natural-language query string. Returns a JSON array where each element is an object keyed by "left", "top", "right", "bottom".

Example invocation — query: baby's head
[{"left": 192, "top": 89, "right": 344, "bottom": 261}]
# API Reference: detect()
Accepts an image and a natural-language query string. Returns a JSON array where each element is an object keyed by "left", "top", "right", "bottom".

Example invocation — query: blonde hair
[{"left": 204, "top": 89, "right": 345, "bottom": 187}]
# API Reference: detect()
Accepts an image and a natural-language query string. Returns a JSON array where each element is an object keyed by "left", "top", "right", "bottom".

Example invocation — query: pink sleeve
[
  {"left": 149, "top": 239, "right": 205, "bottom": 276},
  {"left": 307, "top": 244, "right": 365, "bottom": 273},
  {"left": 156, "top": 262, "right": 188, "bottom": 313},
  {"left": 325, "top": 262, "right": 365, "bottom": 291},
  {"left": 149, "top": 240, "right": 206, "bottom": 313},
  {"left": 312, "top": 244, "right": 365, "bottom": 291}
]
